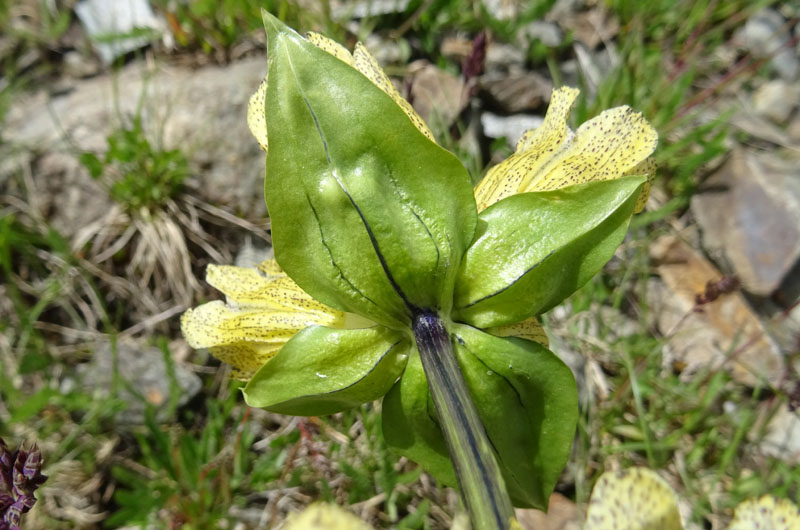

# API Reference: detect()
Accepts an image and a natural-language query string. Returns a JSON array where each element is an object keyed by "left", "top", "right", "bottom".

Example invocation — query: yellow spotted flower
[
  {"left": 182, "top": 12, "right": 657, "bottom": 520},
  {"left": 586, "top": 467, "right": 800, "bottom": 530}
]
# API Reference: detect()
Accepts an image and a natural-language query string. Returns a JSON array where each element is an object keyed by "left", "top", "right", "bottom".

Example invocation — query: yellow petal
[
  {"left": 247, "top": 77, "right": 268, "bottom": 152},
  {"left": 283, "top": 503, "right": 373, "bottom": 530},
  {"left": 475, "top": 86, "right": 658, "bottom": 213},
  {"left": 624, "top": 157, "right": 656, "bottom": 213},
  {"left": 474, "top": 86, "right": 578, "bottom": 211},
  {"left": 209, "top": 342, "right": 282, "bottom": 380},
  {"left": 525, "top": 105, "right": 657, "bottom": 194},
  {"left": 728, "top": 495, "right": 800, "bottom": 530},
  {"left": 207, "top": 262, "right": 339, "bottom": 317},
  {"left": 181, "top": 260, "right": 345, "bottom": 378},
  {"left": 257, "top": 258, "right": 284, "bottom": 277},
  {"left": 306, "top": 31, "right": 353, "bottom": 63},
  {"left": 351, "top": 42, "right": 435, "bottom": 141},
  {"left": 182, "top": 300, "right": 328, "bottom": 347},
  {"left": 585, "top": 467, "right": 683, "bottom": 530},
  {"left": 486, "top": 316, "right": 549, "bottom": 348}
]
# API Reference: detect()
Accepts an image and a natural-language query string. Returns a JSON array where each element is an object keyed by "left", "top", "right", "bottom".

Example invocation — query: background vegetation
[{"left": 1, "top": 0, "right": 797, "bottom": 528}]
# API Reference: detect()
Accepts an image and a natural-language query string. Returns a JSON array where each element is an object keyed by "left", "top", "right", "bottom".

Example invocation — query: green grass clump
[{"left": 80, "top": 117, "right": 189, "bottom": 215}]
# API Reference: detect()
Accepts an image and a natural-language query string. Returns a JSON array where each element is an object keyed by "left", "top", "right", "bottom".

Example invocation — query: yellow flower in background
[
  {"left": 586, "top": 468, "right": 683, "bottom": 529},
  {"left": 261, "top": 467, "right": 800, "bottom": 530},
  {"left": 586, "top": 467, "right": 800, "bottom": 530},
  {"left": 281, "top": 503, "right": 373, "bottom": 530}
]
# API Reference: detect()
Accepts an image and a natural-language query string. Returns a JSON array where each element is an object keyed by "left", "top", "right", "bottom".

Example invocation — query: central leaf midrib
[{"left": 300, "top": 92, "right": 421, "bottom": 315}]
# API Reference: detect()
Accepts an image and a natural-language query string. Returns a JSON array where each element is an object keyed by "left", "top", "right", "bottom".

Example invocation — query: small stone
[
  {"left": 515, "top": 493, "right": 581, "bottom": 530},
  {"left": 758, "top": 403, "right": 800, "bottom": 464},
  {"left": 481, "top": 112, "right": 543, "bottom": 147},
  {"left": 62, "top": 51, "right": 100, "bottom": 79},
  {"left": 362, "top": 34, "right": 409, "bottom": 66},
  {"left": 235, "top": 241, "right": 273, "bottom": 268},
  {"left": 691, "top": 148, "right": 800, "bottom": 296},
  {"left": 728, "top": 109, "right": 795, "bottom": 146},
  {"left": 75, "top": 0, "right": 164, "bottom": 64},
  {"left": 735, "top": 8, "right": 799, "bottom": 80},
  {"left": 648, "top": 236, "right": 784, "bottom": 388},
  {"left": 481, "top": 71, "right": 552, "bottom": 113},
  {"left": 563, "top": 6, "right": 620, "bottom": 49},
  {"left": 572, "top": 42, "right": 620, "bottom": 93},
  {"left": 407, "top": 61, "right": 466, "bottom": 129},
  {"left": 441, "top": 36, "right": 474, "bottom": 61},
  {"left": 74, "top": 341, "right": 202, "bottom": 424},
  {"left": 764, "top": 291, "right": 800, "bottom": 357},
  {"left": 482, "top": 0, "right": 524, "bottom": 21},
  {"left": 330, "top": 0, "right": 410, "bottom": 20},
  {"left": 752, "top": 79, "right": 799, "bottom": 124},
  {"left": 788, "top": 115, "right": 800, "bottom": 142},
  {"left": 546, "top": 0, "right": 584, "bottom": 22},
  {"left": 484, "top": 42, "right": 526, "bottom": 71},
  {"left": 518, "top": 20, "right": 564, "bottom": 48}
]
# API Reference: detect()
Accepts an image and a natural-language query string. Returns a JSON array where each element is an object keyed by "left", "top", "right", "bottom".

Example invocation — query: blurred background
[{"left": 1, "top": 0, "right": 798, "bottom": 528}]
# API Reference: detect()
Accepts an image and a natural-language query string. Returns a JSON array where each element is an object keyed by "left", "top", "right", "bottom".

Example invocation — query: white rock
[
  {"left": 519, "top": 20, "right": 564, "bottom": 47},
  {"left": 736, "top": 8, "right": 799, "bottom": 80},
  {"left": 481, "top": 112, "right": 543, "bottom": 146},
  {"left": 760, "top": 404, "right": 800, "bottom": 463},
  {"left": 752, "top": 79, "right": 799, "bottom": 124},
  {"left": 75, "top": 0, "right": 164, "bottom": 64}
]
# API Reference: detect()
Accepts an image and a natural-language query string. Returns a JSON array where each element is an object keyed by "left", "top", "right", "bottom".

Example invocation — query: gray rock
[
  {"left": 62, "top": 50, "right": 101, "bottom": 79},
  {"left": 481, "top": 112, "right": 543, "bottom": 147},
  {"left": 485, "top": 42, "right": 527, "bottom": 71},
  {"left": 331, "top": 0, "right": 410, "bottom": 20},
  {"left": 481, "top": 70, "right": 552, "bottom": 113},
  {"left": 4, "top": 57, "right": 269, "bottom": 222},
  {"left": 362, "top": 34, "right": 410, "bottom": 66},
  {"left": 518, "top": 20, "right": 564, "bottom": 48},
  {"left": 691, "top": 148, "right": 800, "bottom": 296},
  {"left": 789, "top": 115, "right": 800, "bottom": 143},
  {"left": 752, "top": 79, "right": 800, "bottom": 124},
  {"left": 556, "top": 6, "right": 620, "bottom": 50},
  {"left": 481, "top": 0, "right": 524, "bottom": 21},
  {"left": 728, "top": 108, "right": 797, "bottom": 147},
  {"left": 649, "top": 236, "right": 784, "bottom": 388},
  {"left": 235, "top": 240, "right": 274, "bottom": 268},
  {"left": 546, "top": 0, "right": 584, "bottom": 22},
  {"left": 73, "top": 341, "right": 202, "bottom": 424},
  {"left": 572, "top": 42, "right": 620, "bottom": 93},
  {"left": 75, "top": 0, "right": 165, "bottom": 64},
  {"left": 406, "top": 60, "right": 466, "bottom": 129},
  {"left": 759, "top": 403, "right": 800, "bottom": 464},
  {"left": 765, "top": 296, "right": 800, "bottom": 358},
  {"left": 735, "top": 8, "right": 799, "bottom": 81}
]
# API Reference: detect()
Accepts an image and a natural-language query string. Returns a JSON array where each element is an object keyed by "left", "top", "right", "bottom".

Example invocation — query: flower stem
[{"left": 412, "top": 312, "right": 515, "bottom": 530}]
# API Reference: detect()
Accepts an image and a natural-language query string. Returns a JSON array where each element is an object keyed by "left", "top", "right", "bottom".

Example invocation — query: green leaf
[
  {"left": 383, "top": 324, "right": 578, "bottom": 509},
  {"left": 452, "top": 324, "right": 577, "bottom": 508},
  {"left": 453, "top": 175, "right": 646, "bottom": 328},
  {"left": 243, "top": 325, "right": 410, "bottom": 416},
  {"left": 259, "top": 12, "right": 477, "bottom": 329}
]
